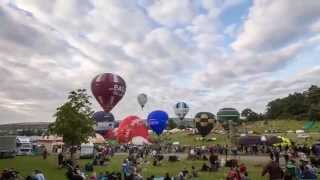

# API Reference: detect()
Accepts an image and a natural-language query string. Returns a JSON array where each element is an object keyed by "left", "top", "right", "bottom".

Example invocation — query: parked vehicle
[
  {"left": 16, "top": 136, "right": 32, "bottom": 155},
  {"left": 80, "top": 143, "right": 95, "bottom": 159},
  {"left": 0, "top": 136, "right": 16, "bottom": 158}
]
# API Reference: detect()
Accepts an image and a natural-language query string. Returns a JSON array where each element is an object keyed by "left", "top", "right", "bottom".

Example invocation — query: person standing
[
  {"left": 58, "top": 152, "right": 64, "bottom": 168},
  {"left": 261, "top": 160, "right": 283, "bottom": 180},
  {"left": 42, "top": 148, "right": 48, "bottom": 160}
]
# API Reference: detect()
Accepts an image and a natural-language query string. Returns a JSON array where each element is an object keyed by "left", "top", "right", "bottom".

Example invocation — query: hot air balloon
[
  {"left": 174, "top": 102, "right": 189, "bottom": 120},
  {"left": 147, "top": 110, "right": 168, "bottom": 135},
  {"left": 93, "top": 111, "right": 115, "bottom": 138},
  {"left": 91, "top": 73, "right": 126, "bottom": 112},
  {"left": 116, "top": 116, "right": 149, "bottom": 144},
  {"left": 194, "top": 112, "right": 215, "bottom": 137},
  {"left": 137, "top": 93, "right": 148, "bottom": 109}
]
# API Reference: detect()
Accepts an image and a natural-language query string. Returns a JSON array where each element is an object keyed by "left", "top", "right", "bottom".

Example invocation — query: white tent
[
  {"left": 88, "top": 133, "right": 105, "bottom": 144},
  {"left": 129, "top": 136, "right": 151, "bottom": 145},
  {"left": 169, "top": 128, "right": 181, "bottom": 134}
]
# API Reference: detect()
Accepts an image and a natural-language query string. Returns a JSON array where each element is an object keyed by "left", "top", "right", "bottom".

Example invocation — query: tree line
[{"left": 242, "top": 85, "right": 320, "bottom": 121}]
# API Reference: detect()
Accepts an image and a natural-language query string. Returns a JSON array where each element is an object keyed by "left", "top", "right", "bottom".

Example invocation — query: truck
[
  {"left": 80, "top": 143, "right": 95, "bottom": 159},
  {"left": 16, "top": 136, "right": 32, "bottom": 155},
  {"left": 0, "top": 136, "right": 16, "bottom": 158}
]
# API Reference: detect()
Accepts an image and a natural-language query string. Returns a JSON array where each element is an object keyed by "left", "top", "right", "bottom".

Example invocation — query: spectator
[
  {"left": 34, "top": 170, "right": 45, "bottom": 180},
  {"left": 191, "top": 166, "right": 198, "bottom": 178},
  {"left": 301, "top": 165, "right": 317, "bottom": 180},
  {"left": 89, "top": 172, "right": 97, "bottom": 180},
  {"left": 200, "top": 163, "right": 210, "bottom": 172},
  {"left": 58, "top": 152, "right": 64, "bottom": 168},
  {"left": 42, "top": 148, "right": 48, "bottom": 160},
  {"left": 226, "top": 167, "right": 240, "bottom": 180},
  {"left": 261, "top": 160, "right": 283, "bottom": 180},
  {"left": 164, "top": 173, "right": 171, "bottom": 180}
]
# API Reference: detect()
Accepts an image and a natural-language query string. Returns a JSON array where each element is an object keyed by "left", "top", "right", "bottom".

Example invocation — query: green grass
[
  {"left": 152, "top": 132, "right": 231, "bottom": 146},
  {"left": 0, "top": 155, "right": 269, "bottom": 180},
  {"left": 244, "top": 120, "right": 320, "bottom": 133}
]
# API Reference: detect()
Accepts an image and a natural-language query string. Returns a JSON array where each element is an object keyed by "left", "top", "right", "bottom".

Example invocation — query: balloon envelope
[
  {"left": 147, "top": 110, "right": 168, "bottom": 135},
  {"left": 93, "top": 111, "right": 115, "bottom": 138},
  {"left": 137, "top": 93, "right": 148, "bottom": 109},
  {"left": 174, "top": 102, "right": 189, "bottom": 120},
  {"left": 194, "top": 112, "right": 215, "bottom": 137},
  {"left": 91, "top": 73, "right": 126, "bottom": 112},
  {"left": 116, "top": 116, "right": 149, "bottom": 143}
]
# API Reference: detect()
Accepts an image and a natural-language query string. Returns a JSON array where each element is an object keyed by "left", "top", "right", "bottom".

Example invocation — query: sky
[{"left": 0, "top": 0, "right": 320, "bottom": 124}]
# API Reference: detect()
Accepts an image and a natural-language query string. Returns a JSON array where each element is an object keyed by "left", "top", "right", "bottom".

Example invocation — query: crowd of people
[
  {"left": 0, "top": 169, "right": 45, "bottom": 180},
  {"left": 1, "top": 142, "right": 320, "bottom": 180}
]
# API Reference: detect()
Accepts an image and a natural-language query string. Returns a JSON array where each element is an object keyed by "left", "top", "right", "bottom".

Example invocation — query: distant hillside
[{"left": 0, "top": 122, "right": 50, "bottom": 131}]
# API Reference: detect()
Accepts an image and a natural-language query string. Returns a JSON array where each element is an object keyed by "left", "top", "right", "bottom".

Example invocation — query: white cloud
[
  {"left": 232, "top": 0, "right": 320, "bottom": 51},
  {"left": 147, "top": 0, "right": 196, "bottom": 27},
  {"left": 0, "top": 0, "right": 319, "bottom": 123}
]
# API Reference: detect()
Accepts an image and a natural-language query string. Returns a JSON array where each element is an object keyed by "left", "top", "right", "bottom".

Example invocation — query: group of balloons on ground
[{"left": 91, "top": 73, "right": 215, "bottom": 144}]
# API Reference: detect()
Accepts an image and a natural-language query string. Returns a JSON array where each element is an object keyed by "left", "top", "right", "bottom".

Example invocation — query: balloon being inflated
[
  {"left": 91, "top": 73, "right": 126, "bottom": 112},
  {"left": 116, "top": 116, "right": 149, "bottom": 144}
]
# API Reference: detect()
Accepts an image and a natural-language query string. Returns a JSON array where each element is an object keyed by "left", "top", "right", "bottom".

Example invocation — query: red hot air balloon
[
  {"left": 91, "top": 73, "right": 126, "bottom": 112},
  {"left": 116, "top": 116, "right": 149, "bottom": 144}
]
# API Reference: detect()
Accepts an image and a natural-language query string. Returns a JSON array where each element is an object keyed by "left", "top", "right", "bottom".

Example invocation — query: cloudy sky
[{"left": 0, "top": 0, "right": 320, "bottom": 124}]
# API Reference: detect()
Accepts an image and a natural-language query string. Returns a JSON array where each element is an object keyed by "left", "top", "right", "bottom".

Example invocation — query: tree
[
  {"left": 167, "top": 119, "right": 177, "bottom": 130},
  {"left": 241, "top": 108, "right": 259, "bottom": 121},
  {"left": 241, "top": 108, "right": 254, "bottom": 118},
  {"left": 308, "top": 104, "right": 320, "bottom": 121},
  {"left": 305, "top": 85, "right": 320, "bottom": 106},
  {"left": 49, "top": 89, "right": 95, "bottom": 162}
]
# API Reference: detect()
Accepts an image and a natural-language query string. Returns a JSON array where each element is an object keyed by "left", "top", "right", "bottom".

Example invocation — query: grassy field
[
  {"left": 149, "top": 120, "right": 320, "bottom": 146},
  {"left": 0, "top": 155, "right": 269, "bottom": 180},
  {"left": 1, "top": 120, "right": 319, "bottom": 179},
  {"left": 243, "top": 120, "right": 320, "bottom": 133}
]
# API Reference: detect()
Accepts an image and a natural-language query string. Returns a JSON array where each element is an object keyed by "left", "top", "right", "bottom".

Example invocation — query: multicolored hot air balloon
[
  {"left": 194, "top": 112, "right": 215, "bottom": 137},
  {"left": 174, "top": 102, "right": 189, "bottom": 120},
  {"left": 116, "top": 116, "right": 149, "bottom": 144},
  {"left": 93, "top": 111, "right": 115, "bottom": 138},
  {"left": 147, "top": 110, "right": 168, "bottom": 135},
  {"left": 91, "top": 73, "right": 126, "bottom": 112},
  {"left": 137, "top": 93, "right": 148, "bottom": 109}
]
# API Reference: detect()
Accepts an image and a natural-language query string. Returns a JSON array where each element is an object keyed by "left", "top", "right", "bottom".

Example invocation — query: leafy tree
[
  {"left": 241, "top": 108, "right": 254, "bottom": 118},
  {"left": 309, "top": 104, "right": 320, "bottom": 121},
  {"left": 49, "top": 89, "right": 95, "bottom": 161},
  {"left": 241, "top": 108, "right": 259, "bottom": 121},
  {"left": 167, "top": 119, "right": 177, "bottom": 130},
  {"left": 265, "top": 85, "right": 320, "bottom": 120},
  {"left": 305, "top": 85, "right": 320, "bottom": 106}
]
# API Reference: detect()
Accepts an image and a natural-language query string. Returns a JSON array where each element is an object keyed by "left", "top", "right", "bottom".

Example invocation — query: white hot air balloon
[
  {"left": 174, "top": 102, "right": 189, "bottom": 120},
  {"left": 137, "top": 93, "right": 148, "bottom": 109}
]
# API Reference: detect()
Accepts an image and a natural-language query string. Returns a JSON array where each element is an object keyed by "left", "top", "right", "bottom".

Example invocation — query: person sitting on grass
[
  {"left": 164, "top": 173, "right": 171, "bottom": 180},
  {"left": 178, "top": 168, "right": 189, "bottom": 180},
  {"left": 226, "top": 166, "right": 240, "bottom": 180},
  {"left": 34, "top": 170, "right": 45, "bottom": 180},
  {"left": 200, "top": 163, "right": 210, "bottom": 172},
  {"left": 89, "top": 172, "right": 97, "bottom": 180},
  {"left": 239, "top": 163, "right": 247, "bottom": 179},
  {"left": 191, "top": 166, "right": 198, "bottom": 178}
]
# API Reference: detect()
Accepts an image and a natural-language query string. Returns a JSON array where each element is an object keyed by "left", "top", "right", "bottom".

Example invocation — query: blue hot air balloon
[
  {"left": 147, "top": 110, "right": 168, "bottom": 135},
  {"left": 93, "top": 111, "right": 115, "bottom": 136}
]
